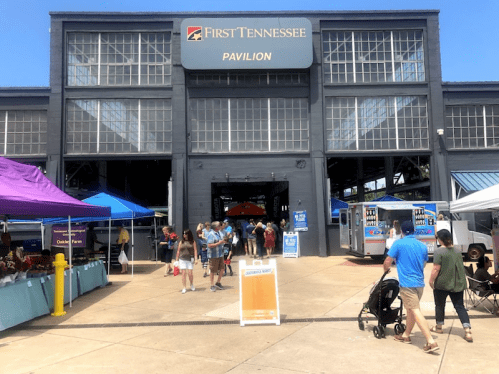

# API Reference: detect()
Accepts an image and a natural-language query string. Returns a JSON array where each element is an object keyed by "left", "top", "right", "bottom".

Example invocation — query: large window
[
  {"left": 187, "top": 71, "right": 309, "bottom": 87},
  {"left": 322, "top": 30, "right": 425, "bottom": 84},
  {"left": 67, "top": 32, "right": 172, "bottom": 86},
  {"left": 0, "top": 110, "right": 47, "bottom": 155},
  {"left": 325, "top": 96, "right": 428, "bottom": 151},
  {"left": 66, "top": 99, "right": 172, "bottom": 154},
  {"left": 190, "top": 98, "right": 309, "bottom": 153},
  {"left": 446, "top": 105, "right": 499, "bottom": 149}
]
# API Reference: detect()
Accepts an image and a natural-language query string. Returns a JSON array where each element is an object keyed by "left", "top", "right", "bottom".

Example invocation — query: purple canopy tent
[
  {"left": 0, "top": 157, "right": 111, "bottom": 306},
  {"left": 0, "top": 157, "right": 110, "bottom": 218}
]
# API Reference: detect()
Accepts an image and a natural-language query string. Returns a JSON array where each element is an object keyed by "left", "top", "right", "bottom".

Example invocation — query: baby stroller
[{"left": 358, "top": 270, "right": 405, "bottom": 339}]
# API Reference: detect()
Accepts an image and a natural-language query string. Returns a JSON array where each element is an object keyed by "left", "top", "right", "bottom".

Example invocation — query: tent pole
[
  {"left": 131, "top": 219, "right": 134, "bottom": 278},
  {"left": 68, "top": 216, "right": 72, "bottom": 308},
  {"left": 154, "top": 217, "right": 157, "bottom": 263},
  {"left": 41, "top": 223, "right": 44, "bottom": 250},
  {"left": 108, "top": 218, "right": 111, "bottom": 275}
]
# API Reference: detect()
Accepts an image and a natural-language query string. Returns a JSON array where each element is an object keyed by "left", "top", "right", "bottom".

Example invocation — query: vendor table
[
  {"left": 0, "top": 278, "right": 50, "bottom": 331},
  {"left": 76, "top": 261, "right": 108, "bottom": 295},
  {"left": 0, "top": 261, "right": 108, "bottom": 331}
]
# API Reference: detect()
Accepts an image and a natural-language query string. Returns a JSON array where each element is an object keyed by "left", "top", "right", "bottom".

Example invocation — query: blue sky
[{"left": 0, "top": 0, "right": 498, "bottom": 87}]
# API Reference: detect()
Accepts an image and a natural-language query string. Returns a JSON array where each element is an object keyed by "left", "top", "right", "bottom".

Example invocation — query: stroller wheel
[
  {"left": 373, "top": 326, "right": 382, "bottom": 339},
  {"left": 394, "top": 323, "right": 405, "bottom": 335},
  {"left": 358, "top": 321, "right": 365, "bottom": 331},
  {"left": 380, "top": 325, "right": 386, "bottom": 338}
]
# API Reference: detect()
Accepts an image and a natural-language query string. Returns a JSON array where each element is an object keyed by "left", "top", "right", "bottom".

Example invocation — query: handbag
[
  {"left": 173, "top": 261, "right": 180, "bottom": 276},
  {"left": 118, "top": 250, "right": 128, "bottom": 265}
]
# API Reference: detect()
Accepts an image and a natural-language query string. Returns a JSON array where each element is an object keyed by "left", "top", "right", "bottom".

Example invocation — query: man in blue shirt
[
  {"left": 206, "top": 221, "right": 226, "bottom": 292},
  {"left": 383, "top": 220, "right": 438, "bottom": 353}
]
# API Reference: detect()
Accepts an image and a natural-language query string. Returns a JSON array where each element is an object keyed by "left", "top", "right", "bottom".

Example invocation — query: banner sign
[
  {"left": 239, "top": 259, "right": 280, "bottom": 326},
  {"left": 293, "top": 210, "right": 308, "bottom": 232},
  {"left": 52, "top": 225, "right": 87, "bottom": 247},
  {"left": 181, "top": 18, "right": 313, "bottom": 70},
  {"left": 283, "top": 232, "right": 299, "bottom": 258}
]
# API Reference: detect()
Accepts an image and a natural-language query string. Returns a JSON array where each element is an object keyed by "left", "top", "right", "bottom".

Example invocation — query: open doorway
[{"left": 211, "top": 181, "right": 289, "bottom": 223}]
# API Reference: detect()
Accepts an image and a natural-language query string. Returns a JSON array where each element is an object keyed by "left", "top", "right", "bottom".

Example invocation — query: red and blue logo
[{"left": 187, "top": 26, "right": 202, "bottom": 41}]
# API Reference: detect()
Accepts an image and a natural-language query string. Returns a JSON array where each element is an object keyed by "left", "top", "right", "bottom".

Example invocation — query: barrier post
[{"left": 51, "top": 253, "right": 67, "bottom": 317}]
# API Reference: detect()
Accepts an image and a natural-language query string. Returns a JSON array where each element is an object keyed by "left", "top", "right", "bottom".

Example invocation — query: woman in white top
[
  {"left": 390, "top": 220, "right": 402, "bottom": 240},
  {"left": 384, "top": 220, "right": 402, "bottom": 259}
]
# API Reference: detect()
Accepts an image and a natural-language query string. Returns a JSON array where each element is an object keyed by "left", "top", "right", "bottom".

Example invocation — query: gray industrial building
[{"left": 1, "top": 10, "right": 498, "bottom": 258}]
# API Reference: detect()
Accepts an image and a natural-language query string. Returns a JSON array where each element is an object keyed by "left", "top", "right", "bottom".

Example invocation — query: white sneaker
[
  {"left": 190, "top": 285, "right": 195, "bottom": 291},
  {"left": 181, "top": 288, "right": 186, "bottom": 294}
]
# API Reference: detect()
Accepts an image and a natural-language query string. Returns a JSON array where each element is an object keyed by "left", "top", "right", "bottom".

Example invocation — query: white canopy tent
[
  {"left": 450, "top": 182, "right": 499, "bottom": 272},
  {"left": 450, "top": 183, "right": 499, "bottom": 213}
]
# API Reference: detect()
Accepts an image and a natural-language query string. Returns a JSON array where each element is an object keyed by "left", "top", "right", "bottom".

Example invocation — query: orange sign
[{"left": 239, "top": 259, "right": 280, "bottom": 326}]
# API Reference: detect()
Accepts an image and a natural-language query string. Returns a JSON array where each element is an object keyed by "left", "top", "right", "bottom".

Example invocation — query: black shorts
[{"left": 161, "top": 248, "right": 173, "bottom": 263}]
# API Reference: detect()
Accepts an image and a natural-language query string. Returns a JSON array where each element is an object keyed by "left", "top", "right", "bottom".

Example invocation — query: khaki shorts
[
  {"left": 400, "top": 287, "right": 424, "bottom": 310},
  {"left": 209, "top": 257, "right": 225, "bottom": 273}
]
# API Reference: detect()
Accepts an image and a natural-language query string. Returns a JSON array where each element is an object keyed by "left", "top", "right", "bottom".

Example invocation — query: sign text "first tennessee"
[{"left": 204, "top": 27, "right": 307, "bottom": 39}]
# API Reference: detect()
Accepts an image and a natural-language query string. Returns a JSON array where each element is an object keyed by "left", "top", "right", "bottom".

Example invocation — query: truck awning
[{"left": 377, "top": 204, "right": 416, "bottom": 210}]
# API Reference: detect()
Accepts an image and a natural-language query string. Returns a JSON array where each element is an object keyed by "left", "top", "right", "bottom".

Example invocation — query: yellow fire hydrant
[{"left": 51, "top": 253, "right": 67, "bottom": 317}]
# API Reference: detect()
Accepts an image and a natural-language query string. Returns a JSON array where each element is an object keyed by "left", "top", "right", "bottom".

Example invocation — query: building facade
[{"left": 1, "top": 10, "right": 498, "bottom": 257}]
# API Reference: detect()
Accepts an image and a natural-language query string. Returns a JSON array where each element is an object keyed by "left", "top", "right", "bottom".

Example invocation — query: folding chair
[{"left": 464, "top": 264, "right": 499, "bottom": 314}]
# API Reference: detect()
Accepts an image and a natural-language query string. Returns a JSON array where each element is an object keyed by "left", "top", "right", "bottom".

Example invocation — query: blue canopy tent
[
  {"left": 330, "top": 198, "right": 348, "bottom": 220},
  {"left": 371, "top": 195, "right": 404, "bottom": 202},
  {"left": 43, "top": 193, "right": 156, "bottom": 277}
]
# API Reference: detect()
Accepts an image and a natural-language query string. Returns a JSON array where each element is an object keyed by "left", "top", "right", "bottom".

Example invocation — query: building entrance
[{"left": 211, "top": 181, "right": 289, "bottom": 224}]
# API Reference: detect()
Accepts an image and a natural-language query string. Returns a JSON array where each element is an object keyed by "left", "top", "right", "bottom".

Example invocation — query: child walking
[{"left": 223, "top": 242, "right": 233, "bottom": 276}]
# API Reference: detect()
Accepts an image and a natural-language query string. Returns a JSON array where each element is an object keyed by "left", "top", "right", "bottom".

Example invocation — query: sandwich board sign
[
  {"left": 283, "top": 232, "right": 300, "bottom": 258},
  {"left": 239, "top": 259, "right": 280, "bottom": 326}
]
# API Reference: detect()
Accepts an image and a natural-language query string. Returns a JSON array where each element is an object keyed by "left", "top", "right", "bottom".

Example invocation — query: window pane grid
[
  {"left": 140, "top": 99, "right": 173, "bottom": 153},
  {"left": 322, "top": 30, "right": 425, "bottom": 84},
  {"left": 355, "top": 31, "right": 393, "bottom": 83},
  {"left": 0, "top": 110, "right": 47, "bottom": 155},
  {"left": 357, "top": 97, "right": 396, "bottom": 150},
  {"left": 446, "top": 105, "right": 499, "bottom": 149},
  {"left": 66, "top": 99, "right": 172, "bottom": 154},
  {"left": 140, "top": 33, "right": 172, "bottom": 85},
  {"left": 100, "top": 33, "right": 139, "bottom": 86},
  {"left": 393, "top": 31, "right": 425, "bottom": 82},
  {"left": 186, "top": 72, "right": 309, "bottom": 87},
  {"left": 67, "top": 32, "right": 172, "bottom": 86},
  {"left": 67, "top": 33, "right": 99, "bottom": 86},
  {"left": 322, "top": 32, "right": 353, "bottom": 83},
  {"left": 100, "top": 99, "right": 139, "bottom": 153},
  {"left": 190, "top": 98, "right": 309, "bottom": 153},
  {"left": 326, "top": 96, "right": 428, "bottom": 151},
  {"left": 230, "top": 98, "right": 268, "bottom": 152}
]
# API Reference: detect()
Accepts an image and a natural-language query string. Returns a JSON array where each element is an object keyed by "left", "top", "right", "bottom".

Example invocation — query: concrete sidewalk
[{"left": 1, "top": 255, "right": 498, "bottom": 374}]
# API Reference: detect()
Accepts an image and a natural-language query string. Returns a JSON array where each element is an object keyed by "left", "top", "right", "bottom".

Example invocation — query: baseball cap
[{"left": 401, "top": 220, "right": 414, "bottom": 235}]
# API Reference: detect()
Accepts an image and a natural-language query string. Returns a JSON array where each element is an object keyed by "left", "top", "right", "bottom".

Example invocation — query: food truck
[
  {"left": 340, "top": 201, "right": 493, "bottom": 260},
  {"left": 340, "top": 201, "right": 439, "bottom": 260}
]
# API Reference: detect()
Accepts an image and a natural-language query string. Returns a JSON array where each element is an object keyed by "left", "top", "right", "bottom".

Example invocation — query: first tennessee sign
[{"left": 180, "top": 18, "right": 313, "bottom": 70}]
